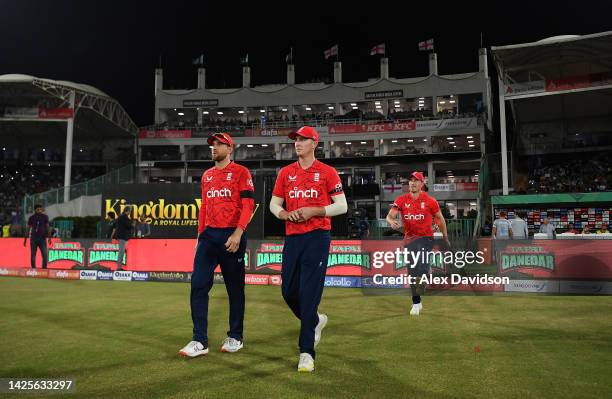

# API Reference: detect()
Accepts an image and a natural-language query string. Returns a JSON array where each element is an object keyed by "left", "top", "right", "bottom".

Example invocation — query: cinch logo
[
  {"left": 289, "top": 187, "right": 318, "bottom": 199},
  {"left": 206, "top": 188, "right": 232, "bottom": 198},
  {"left": 404, "top": 213, "right": 425, "bottom": 221}
]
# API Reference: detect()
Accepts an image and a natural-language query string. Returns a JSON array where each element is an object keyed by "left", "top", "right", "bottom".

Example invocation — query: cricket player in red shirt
[
  {"left": 385, "top": 171, "right": 449, "bottom": 316},
  {"left": 269, "top": 126, "right": 347, "bottom": 372},
  {"left": 179, "top": 132, "right": 255, "bottom": 358}
]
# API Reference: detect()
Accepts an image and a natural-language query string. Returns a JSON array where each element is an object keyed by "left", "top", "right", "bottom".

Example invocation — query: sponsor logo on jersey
[
  {"left": 288, "top": 175, "right": 297, "bottom": 182},
  {"left": 289, "top": 187, "right": 319, "bottom": 199},
  {"left": 404, "top": 213, "right": 425, "bottom": 221},
  {"left": 206, "top": 187, "right": 232, "bottom": 198}
]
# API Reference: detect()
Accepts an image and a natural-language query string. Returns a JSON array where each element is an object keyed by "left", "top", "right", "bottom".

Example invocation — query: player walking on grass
[
  {"left": 385, "top": 171, "right": 450, "bottom": 316},
  {"left": 269, "top": 126, "right": 348, "bottom": 372},
  {"left": 179, "top": 132, "right": 255, "bottom": 358}
]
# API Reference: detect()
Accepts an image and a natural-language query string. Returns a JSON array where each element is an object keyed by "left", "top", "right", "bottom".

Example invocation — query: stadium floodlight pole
[
  {"left": 63, "top": 90, "right": 76, "bottom": 203},
  {"left": 498, "top": 78, "right": 509, "bottom": 195}
]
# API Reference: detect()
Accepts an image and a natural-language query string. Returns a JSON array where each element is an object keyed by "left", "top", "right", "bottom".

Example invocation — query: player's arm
[
  {"left": 270, "top": 169, "right": 301, "bottom": 222},
  {"left": 226, "top": 170, "right": 255, "bottom": 253},
  {"left": 492, "top": 224, "right": 497, "bottom": 239},
  {"left": 270, "top": 195, "right": 290, "bottom": 221},
  {"left": 508, "top": 225, "right": 513, "bottom": 239},
  {"left": 23, "top": 224, "right": 31, "bottom": 246},
  {"left": 197, "top": 176, "right": 207, "bottom": 239},
  {"left": 46, "top": 219, "right": 52, "bottom": 245},
  {"left": 385, "top": 207, "right": 402, "bottom": 231},
  {"left": 433, "top": 210, "right": 451, "bottom": 247}
]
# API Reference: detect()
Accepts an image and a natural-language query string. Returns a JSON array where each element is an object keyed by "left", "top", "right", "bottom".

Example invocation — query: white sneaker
[
  {"left": 297, "top": 353, "right": 315, "bottom": 372},
  {"left": 220, "top": 337, "right": 243, "bottom": 353},
  {"left": 410, "top": 303, "right": 423, "bottom": 316},
  {"left": 314, "top": 313, "right": 328, "bottom": 348},
  {"left": 178, "top": 340, "right": 208, "bottom": 358}
]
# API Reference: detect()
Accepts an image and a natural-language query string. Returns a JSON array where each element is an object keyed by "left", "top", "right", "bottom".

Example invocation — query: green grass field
[{"left": 1, "top": 278, "right": 611, "bottom": 399}]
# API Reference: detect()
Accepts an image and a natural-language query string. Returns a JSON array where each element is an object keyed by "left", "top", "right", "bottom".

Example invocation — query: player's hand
[
  {"left": 296, "top": 207, "right": 318, "bottom": 221},
  {"left": 389, "top": 220, "right": 402, "bottom": 230},
  {"left": 225, "top": 230, "right": 243, "bottom": 253},
  {"left": 287, "top": 210, "right": 304, "bottom": 223},
  {"left": 47, "top": 238, "right": 53, "bottom": 246},
  {"left": 443, "top": 237, "right": 451, "bottom": 248},
  {"left": 23, "top": 239, "right": 27, "bottom": 247}
]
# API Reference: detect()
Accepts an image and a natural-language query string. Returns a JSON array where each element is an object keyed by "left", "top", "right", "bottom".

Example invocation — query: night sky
[{"left": 1, "top": 0, "right": 611, "bottom": 126}]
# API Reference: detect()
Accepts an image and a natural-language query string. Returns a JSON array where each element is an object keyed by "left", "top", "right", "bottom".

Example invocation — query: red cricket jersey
[
  {"left": 272, "top": 160, "right": 343, "bottom": 236},
  {"left": 198, "top": 162, "right": 255, "bottom": 234},
  {"left": 392, "top": 191, "right": 440, "bottom": 238}
]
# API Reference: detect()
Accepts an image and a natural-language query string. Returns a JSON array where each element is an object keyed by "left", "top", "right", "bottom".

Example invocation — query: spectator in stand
[
  {"left": 510, "top": 211, "right": 528, "bottom": 239},
  {"left": 135, "top": 215, "right": 152, "bottom": 238},
  {"left": 105, "top": 211, "right": 117, "bottom": 239},
  {"left": 539, "top": 218, "right": 556, "bottom": 239},
  {"left": 493, "top": 211, "right": 512, "bottom": 240},
  {"left": 582, "top": 225, "right": 592, "bottom": 234},
  {"left": 596, "top": 223, "right": 610, "bottom": 234},
  {"left": 565, "top": 223, "right": 579, "bottom": 234}
]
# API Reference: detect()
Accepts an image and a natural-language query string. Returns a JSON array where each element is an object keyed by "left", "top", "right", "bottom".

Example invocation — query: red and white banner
[
  {"left": 38, "top": 107, "right": 74, "bottom": 119},
  {"left": 328, "top": 118, "right": 477, "bottom": 134},
  {"left": 329, "top": 121, "right": 416, "bottom": 134},
  {"left": 245, "top": 274, "right": 270, "bottom": 285},
  {"left": 324, "top": 44, "right": 339, "bottom": 59},
  {"left": 433, "top": 182, "right": 478, "bottom": 192},
  {"left": 418, "top": 39, "right": 434, "bottom": 51},
  {"left": 138, "top": 130, "right": 192, "bottom": 139},
  {"left": 48, "top": 269, "right": 81, "bottom": 280},
  {"left": 545, "top": 72, "right": 612, "bottom": 92},
  {"left": 457, "top": 182, "right": 478, "bottom": 191},
  {"left": 269, "top": 275, "right": 282, "bottom": 286},
  {"left": 383, "top": 184, "right": 405, "bottom": 193},
  {"left": 370, "top": 43, "right": 385, "bottom": 56},
  {"left": 244, "top": 127, "right": 295, "bottom": 137}
]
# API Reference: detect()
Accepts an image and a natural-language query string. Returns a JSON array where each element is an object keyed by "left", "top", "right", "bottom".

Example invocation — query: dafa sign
[
  {"left": 254, "top": 240, "right": 370, "bottom": 273},
  {"left": 499, "top": 245, "right": 555, "bottom": 276},
  {"left": 102, "top": 183, "right": 202, "bottom": 238}
]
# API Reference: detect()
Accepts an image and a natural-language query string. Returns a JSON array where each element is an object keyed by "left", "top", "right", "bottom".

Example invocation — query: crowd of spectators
[
  {"left": 151, "top": 110, "right": 484, "bottom": 132},
  {"left": 0, "top": 164, "right": 106, "bottom": 228},
  {"left": 524, "top": 155, "right": 612, "bottom": 194}
]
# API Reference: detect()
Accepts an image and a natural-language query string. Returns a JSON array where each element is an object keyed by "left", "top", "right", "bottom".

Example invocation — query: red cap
[
  {"left": 288, "top": 126, "right": 319, "bottom": 143},
  {"left": 207, "top": 132, "right": 234, "bottom": 147},
  {"left": 409, "top": 171, "right": 425, "bottom": 182}
]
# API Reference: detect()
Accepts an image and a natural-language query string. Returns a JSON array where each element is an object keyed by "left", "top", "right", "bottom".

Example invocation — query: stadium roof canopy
[
  {"left": 491, "top": 31, "right": 612, "bottom": 100},
  {"left": 489, "top": 31, "right": 612, "bottom": 195},
  {"left": 0, "top": 74, "right": 137, "bottom": 136},
  {"left": 0, "top": 74, "right": 138, "bottom": 202}
]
